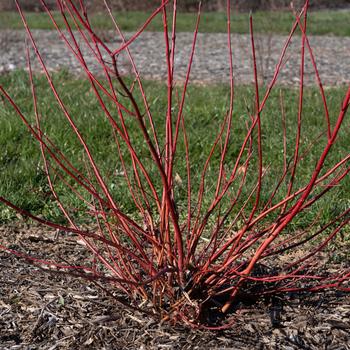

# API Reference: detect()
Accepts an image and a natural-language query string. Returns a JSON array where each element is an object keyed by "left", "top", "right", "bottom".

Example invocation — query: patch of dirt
[{"left": 0, "top": 222, "right": 349, "bottom": 349}]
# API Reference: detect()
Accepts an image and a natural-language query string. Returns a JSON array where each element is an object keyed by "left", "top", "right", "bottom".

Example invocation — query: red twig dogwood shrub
[{"left": 0, "top": 0, "right": 349, "bottom": 328}]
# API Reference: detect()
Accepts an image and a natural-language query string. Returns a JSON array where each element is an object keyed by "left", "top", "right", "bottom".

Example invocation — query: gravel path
[{"left": 1, "top": 29, "right": 350, "bottom": 86}]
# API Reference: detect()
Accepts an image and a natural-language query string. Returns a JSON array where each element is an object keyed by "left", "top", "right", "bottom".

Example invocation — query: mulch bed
[{"left": 1, "top": 222, "right": 349, "bottom": 349}]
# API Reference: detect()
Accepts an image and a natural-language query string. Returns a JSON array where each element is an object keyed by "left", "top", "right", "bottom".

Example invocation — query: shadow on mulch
[{"left": 0, "top": 222, "right": 349, "bottom": 349}]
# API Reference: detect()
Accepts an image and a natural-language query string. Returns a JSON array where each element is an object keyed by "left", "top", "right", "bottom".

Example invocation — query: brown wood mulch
[{"left": 0, "top": 222, "right": 349, "bottom": 349}]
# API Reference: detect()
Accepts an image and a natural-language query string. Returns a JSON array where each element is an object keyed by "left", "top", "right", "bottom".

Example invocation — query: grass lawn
[
  {"left": 0, "top": 9, "right": 350, "bottom": 36},
  {"left": 0, "top": 70, "right": 349, "bottom": 231}
]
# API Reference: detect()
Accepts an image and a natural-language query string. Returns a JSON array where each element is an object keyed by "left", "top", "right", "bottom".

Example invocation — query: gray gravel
[{"left": 1, "top": 29, "right": 350, "bottom": 86}]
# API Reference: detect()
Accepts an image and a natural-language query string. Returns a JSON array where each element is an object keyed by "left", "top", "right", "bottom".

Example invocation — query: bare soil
[{"left": 0, "top": 222, "right": 349, "bottom": 349}]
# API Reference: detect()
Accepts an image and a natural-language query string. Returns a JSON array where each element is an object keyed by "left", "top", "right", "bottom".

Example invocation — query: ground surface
[
  {"left": 1, "top": 30, "right": 350, "bottom": 86},
  {"left": 1, "top": 223, "right": 350, "bottom": 349}
]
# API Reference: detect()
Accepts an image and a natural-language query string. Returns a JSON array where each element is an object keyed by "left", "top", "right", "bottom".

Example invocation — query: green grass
[
  {"left": 0, "top": 70, "right": 349, "bottom": 231},
  {"left": 0, "top": 9, "right": 350, "bottom": 36}
]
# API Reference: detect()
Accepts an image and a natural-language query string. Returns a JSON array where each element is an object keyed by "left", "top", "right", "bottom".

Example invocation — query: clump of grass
[
  {"left": 0, "top": 0, "right": 349, "bottom": 328},
  {"left": 1, "top": 71, "right": 348, "bottom": 224}
]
